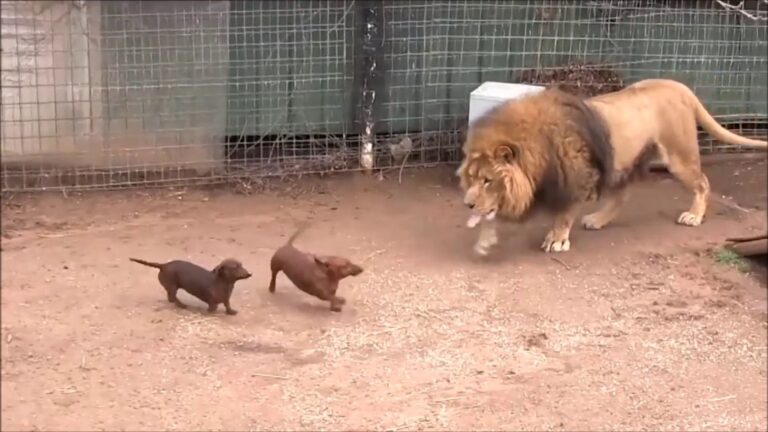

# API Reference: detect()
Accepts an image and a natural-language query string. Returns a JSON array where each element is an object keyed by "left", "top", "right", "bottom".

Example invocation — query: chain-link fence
[{"left": 2, "top": 0, "right": 766, "bottom": 191}]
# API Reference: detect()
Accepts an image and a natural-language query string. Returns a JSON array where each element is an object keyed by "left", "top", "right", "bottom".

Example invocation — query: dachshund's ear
[
  {"left": 213, "top": 260, "right": 231, "bottom": 276},
  {"left": 313, "top": 255, "right": 329, "bottom": 269},
  {"left": 494, "top": 144, "right": 519, "bottom": 164}
]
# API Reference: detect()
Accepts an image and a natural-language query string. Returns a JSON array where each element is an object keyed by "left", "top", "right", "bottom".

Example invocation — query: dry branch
[
  {"left": 714, "top": 0, "right": 768, "bottom": 21},
  {"left": 726, "top": 234, "right": 768, "bottom": 243},
  {"left": 725, "top": 237, "right": 768, "bottom": 257},
  {"left": 517, "top": 60, "right": 625, "bottom": 97}
]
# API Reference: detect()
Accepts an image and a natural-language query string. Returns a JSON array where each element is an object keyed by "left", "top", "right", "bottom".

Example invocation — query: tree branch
[{"left": 714, "top": 0, "right": 768, "bottom": 21}]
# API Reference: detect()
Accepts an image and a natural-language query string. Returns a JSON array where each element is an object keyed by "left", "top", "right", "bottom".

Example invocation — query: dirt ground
[{"left": 2, "top": 157, "right": 767, "bottom": 431}]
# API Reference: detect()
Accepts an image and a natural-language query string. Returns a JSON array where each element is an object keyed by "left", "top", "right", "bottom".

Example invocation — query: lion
[{"left": 456, "top": 78, "right": 767, "bottom": 256}]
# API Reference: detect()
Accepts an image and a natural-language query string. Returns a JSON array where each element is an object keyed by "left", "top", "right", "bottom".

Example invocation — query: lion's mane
[{"left": 457, "top": 88, "right": 614, "bottom": 219}]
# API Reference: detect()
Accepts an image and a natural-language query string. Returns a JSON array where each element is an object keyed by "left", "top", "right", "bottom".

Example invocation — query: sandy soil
[{"left": 1, "top": 158, "right": 766, "bottom": 431}]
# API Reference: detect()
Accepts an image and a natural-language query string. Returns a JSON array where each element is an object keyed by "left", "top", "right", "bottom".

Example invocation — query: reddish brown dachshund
[
  {"left": 130, "top": 257, "right": 251, "bottom": 315},
  {"left": 269, "top": 226, "right": 363, "bottom": 312}
]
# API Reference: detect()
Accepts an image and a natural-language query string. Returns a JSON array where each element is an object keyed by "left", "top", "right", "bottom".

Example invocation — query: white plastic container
[{"left": 468, "top": 82, "right": 545, "bottom": 127}]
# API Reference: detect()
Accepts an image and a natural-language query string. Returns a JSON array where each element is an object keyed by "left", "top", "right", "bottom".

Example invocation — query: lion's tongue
[{"left": 466, "top": 213, "right": 483, "bottom": 228}]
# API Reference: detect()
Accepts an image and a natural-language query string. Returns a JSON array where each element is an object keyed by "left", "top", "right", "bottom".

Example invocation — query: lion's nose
[{"left": 466, "top": 203, "right": 475, "bottom": 209}]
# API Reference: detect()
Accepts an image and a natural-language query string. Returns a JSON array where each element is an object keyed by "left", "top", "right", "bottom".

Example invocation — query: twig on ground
[
  {"left": 398, "top": 151, "right": 411, "bottom": 185},
  {"left": 711, "top": 195, "right": 751, "bottom": 213},
  {"left": 416, "top": 309, "right": 449, "bottom": 323},
  {"left": 2, "top": 192, "right": 16, "bottom": 204},
  {"left": 251, "top": 372, "right": 289, "bottom": 380},
  {"left": 368, "top": 325, "right": 405, "bottom": 337},
  {"left": 707, "top": 395, "right": 736, "bottom": 402},
  {"left": 550, "top": 256, "right": 572, "bottom": 270},
  {"left": 433, "top": 395, "right": 469, "bottom": 403},
  {"left": 364, "top": 249, "right": 386, "bottom": 262}
]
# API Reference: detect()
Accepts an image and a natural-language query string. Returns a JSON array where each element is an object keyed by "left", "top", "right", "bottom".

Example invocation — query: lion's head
[
  {"left": 457, "top": 87, "right": 615, "bottom": 229},
  {"left": 456, "top": 151, "right": 507, "bottom": 226},
  {"left": 456, "top": 97, "right": 552, "bottom": 225},
  {"left": 456, "top": 144, "right": 540, "bottom": 226}
]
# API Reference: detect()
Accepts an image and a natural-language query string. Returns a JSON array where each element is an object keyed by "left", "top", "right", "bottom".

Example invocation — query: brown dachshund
[
  {"left": 269, "top": 226, "right": 363, "bottom": 312},
  {"left": 130, "top": 257, "right": 252, "bottom": 315}
]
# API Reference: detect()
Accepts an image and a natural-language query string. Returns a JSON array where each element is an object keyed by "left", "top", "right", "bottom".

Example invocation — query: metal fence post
[{"left": 355, "top": 0, "right": 385, "bottom": 175}]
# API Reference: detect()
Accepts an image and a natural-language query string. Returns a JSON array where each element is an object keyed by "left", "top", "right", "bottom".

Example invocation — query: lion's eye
[{"left": 483, "top": 178, "right": 491, "bottom": 185}]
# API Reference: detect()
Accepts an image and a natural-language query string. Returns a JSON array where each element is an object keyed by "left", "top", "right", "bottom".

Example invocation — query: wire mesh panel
[
  {"left": 1, "top": 0, "right": 359, "bottom": 191},
  {"left": 378, "top": 0, "right": 768, "bottom": 170},
  {"left": 225, "top": 0, "right": 358, "bottom": 180},
  {"left": 1, "top": 0, "right": 766, "bottom": 192},
  {"left": 2, "top": 0, "right": 235, "bottom": 190}
]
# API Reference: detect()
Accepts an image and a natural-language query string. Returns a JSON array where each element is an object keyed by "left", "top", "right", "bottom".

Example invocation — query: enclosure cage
[{"left": 1, "top": 0, "right": 766, "bottom": 191}]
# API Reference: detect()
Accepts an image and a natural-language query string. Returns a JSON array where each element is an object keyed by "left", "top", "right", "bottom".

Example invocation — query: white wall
[{"left": 1, "top": 0, "right": 100, "bottom": 166}]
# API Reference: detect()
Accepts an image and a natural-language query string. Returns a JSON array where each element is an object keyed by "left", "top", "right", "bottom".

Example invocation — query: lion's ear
[{"left": 494, "top": 145, "right": 519, "bottom": 164}]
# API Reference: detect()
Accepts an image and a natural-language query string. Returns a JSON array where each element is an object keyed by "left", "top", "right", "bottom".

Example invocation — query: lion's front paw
[
  {"left": 474, "top": 242, "right": 491, "bottom": 256},
  {"left": 541, "top": 233, "right": 571, "bottom": 253},
  {"left": 676, "top": 211, "right": 703, "bottom": 227},
  {"left": 474, "top": 237, "right": 497, "bottom": 256},
  {"left": 473, "top": 226, "right": 498, "bottom": 257},
  {"left": 581, "top": 213, "right": 607, "bottom": 230},
  {"left": 474, "top": 234, "right": 498, "bottom": 257}
]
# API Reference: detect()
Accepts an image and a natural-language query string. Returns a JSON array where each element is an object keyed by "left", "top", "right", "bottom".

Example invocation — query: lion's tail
[{"left": 691, "top": 93, "right": 767, "bottom": 149}]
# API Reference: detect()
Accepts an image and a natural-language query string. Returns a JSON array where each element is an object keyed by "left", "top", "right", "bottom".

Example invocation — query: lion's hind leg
[
  {"left": 656, "top": 120, "right": 710, "bottom": 227},
  {"left": 668, "top": 157, "right": 710, "bottom": 227},
  {"left": 581, "top": 187, "right": 630, "bottom": 230}
]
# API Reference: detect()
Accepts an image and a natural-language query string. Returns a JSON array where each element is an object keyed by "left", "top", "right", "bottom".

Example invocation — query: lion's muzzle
[
  {"left": 466, "top": 209, "right": 497, "bottom": 229},
  {"left": 463, "top": 188, "right": 480, "bottom": 209}
]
